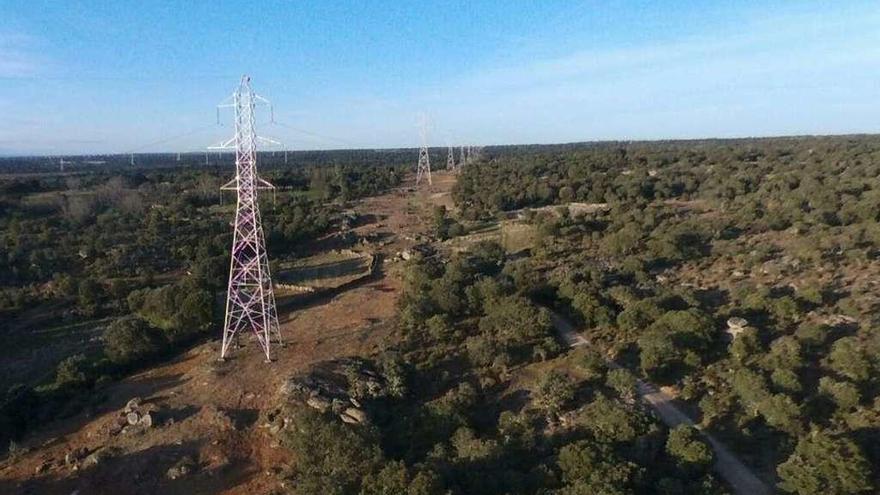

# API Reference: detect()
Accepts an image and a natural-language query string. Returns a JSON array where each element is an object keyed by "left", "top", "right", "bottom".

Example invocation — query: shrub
[
  {"left": 665, "top": 425, "right": 714, "bottom": 473},
  {"left": 103, "top": 316, "right": 163, "bottom": 365},
  {"left": 777, "top": 430, "right": 872, "bottom": 494},
  {"left": 535, "top": 371, "right": 576, "bottom": 418},
  {"left": 54, "top": 354, "right": 89, "bottom": 388}
]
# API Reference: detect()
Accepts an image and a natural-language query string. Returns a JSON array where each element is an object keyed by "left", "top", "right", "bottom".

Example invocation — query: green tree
[
  {"left": 536, "top": 371, "right": 576, "bottom": 418},
  {"left": 777, "top": 430, "right": 872, "bottom": 494},
  {"left": 557, "top": 439, "right": 640, "bottom": 495},
  {"left": 280, "top": 407, "right": 382, "bottom": 495},
  {"left": 103, "top": 316, "right": 162, "bottom": 365},
  {"left": 54, "top": 354, "right": 89, "bottom": 388},
  {"left": 665, "top": 425, "right": 714, "bottom": 473},
  {"left": 827, "top": 337, "right": 873, "bottom": 383},
  {"left": 606, "top": 368, "right": 637, "bottom": 402}
]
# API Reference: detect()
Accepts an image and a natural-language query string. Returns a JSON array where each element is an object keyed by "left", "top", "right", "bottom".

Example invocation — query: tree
[
  {"left": 103, "top": 316, "right": 162, "bottom": 365},
  {"left": 777, "top": 430, "right": 872, "bottom": 494},
  {"left": 360, "top": 461, "right": 409, "bottom": 495},
  {"left": 280, "top": 407, "right": 382, "bottom": 495},
  {"left": 665, "top": 425, "right": 714, "bottom": 473},
  {"left": 817, "top": 377, "right": 860, "bottom": 413},
  {"left": 557, "top": 439, "right": 640, "bottom": 494},
  {"left": 606, "top": 368, "right": 637, "bottom": 402},
  {"left": 639, "top": 309, "right": 715, "bottom": 377},
  {"left": 536, "top": 371, "right": 576, "bottom": 418},
  {"left": 577, "top": 394, "right": 650, "bottom": 443},
  {"left": 77, "top": 278, "right": 103, "bottom": 316},
  {"left": 757, "top": 394, "right": 803, "bottom": 435},
  {"left": 54, "top": 354, "right": 89, "bottom": 388},
  {"left": 479, "top": 295, "right": 552, "bottom": 353},
  {"left": 572, "top": 292, "right": 615, "bottom": 329},
  {"left": 827, "top": 337, "right": 873, "bottom": 383}
]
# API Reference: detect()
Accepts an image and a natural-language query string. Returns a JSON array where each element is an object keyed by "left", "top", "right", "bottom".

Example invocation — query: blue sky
[{"left": 0, "top": 1, "right": 878, "bottom": 155}]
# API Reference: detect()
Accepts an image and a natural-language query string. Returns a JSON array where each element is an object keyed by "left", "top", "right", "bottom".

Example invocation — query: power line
[
  {"left": 121, "top": 125, "right": 217, "bottom": 155},
  {"left": 269, "top": 120, "right": 366, "bottom": 148}
]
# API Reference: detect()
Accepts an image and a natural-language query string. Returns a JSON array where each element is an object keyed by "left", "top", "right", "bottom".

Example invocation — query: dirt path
[{"left": 550, "top": 312, "right": 773, "bottom": 495}]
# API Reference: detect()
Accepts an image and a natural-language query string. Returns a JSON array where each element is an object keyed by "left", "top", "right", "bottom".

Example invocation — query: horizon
[
  {"left": 3, "top": 131, "right": 879, "bottom": 159},
  {"left": 1, "top": 1, "right": 879, "bottom": 155}
]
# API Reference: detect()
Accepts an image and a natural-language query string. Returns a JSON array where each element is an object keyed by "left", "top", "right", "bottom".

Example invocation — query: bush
[
  {"left": 103, "top": 316, "right": 163, "bottom": 365},
  {"left": 280, "top": 406, "right": 382, "bottom": 495},
  {"left": 665, "top": 425, "right": 713, "bottom": 473},
  {"left": 777, "top": 430, "right": 872, "bottom": 494},
  {"left": 54, "top": 354, "right": 89, "bottom": 389},
  {"left": 557, "top": 439, "right": 640, "bottom": 493},
  {"left": 535, "top": 371, "right": 576, "bottom": 418},
  {"left": 605, "top": 368, "right": 637, "bottom": 401}
]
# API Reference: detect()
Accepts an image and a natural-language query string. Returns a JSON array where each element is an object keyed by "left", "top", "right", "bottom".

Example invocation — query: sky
[{"left": 0, "top": 0, "right": 878, "bottom": 155}]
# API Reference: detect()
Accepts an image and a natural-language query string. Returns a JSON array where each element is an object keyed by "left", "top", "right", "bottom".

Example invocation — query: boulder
[
  {"left": 339, "top": 413, "right": 359, "bottom": 424},
  {"left": 725, "top": 317, "right": 749, "bottom": 340},
  {"left": 124, "top": 398, "right": 142, "bottom": 413},
  {"left": 139, "top": 412, "right": 153, "bottom": 428},
  {"left": 727, "top": 317, "right": 748, "bottom": 330},
  {"left": 126, "top": 412, "right": 141, "bottom": 426},
  {"left": 342, "top": 407, "right": 367, "bottom": 424},
  {"left": 305, "top": 396, "right": 331, "bottom": 413}
]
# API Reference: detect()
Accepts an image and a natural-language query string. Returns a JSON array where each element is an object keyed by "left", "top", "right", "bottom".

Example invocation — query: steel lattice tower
[
  {"left": 446, "top": 146, "right": 455, "bottom": 172},
  {"left": 460, "top": 146, "right": 466, "bottom": 168},
  {"left": 416, "top": 115, "right": 432, "bottom": 186},
  {"left": 211, "top": 75, "right": 281, "bottom": 361}
]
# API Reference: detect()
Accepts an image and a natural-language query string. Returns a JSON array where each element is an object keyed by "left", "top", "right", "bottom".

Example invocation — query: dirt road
[{"left": 550, "top": 312, "right": 773, "bottom": 495}]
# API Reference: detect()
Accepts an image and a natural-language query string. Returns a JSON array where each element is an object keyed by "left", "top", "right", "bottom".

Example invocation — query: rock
[
  {"left": 139, "top": 412, "right": 153, "bottom": 428},
  {"left": 342, "top": 407, "right": 367, "bottom": 424},
  {"left": 824, "top": 314, "right": 857, "bottom": 327},
  {"left": 82, "top": 448, "right": 109, "bottom": 468},
  {"left": 126, "top": 412, "right": 141, "bottom": 426},
  {"left": 725, "top": 317, "right": 749, "bottom": 340},
  {"left": 339, "top": 413, "right": 359, "bottom": 424},
  {"left": 305, "top": 396, "right": 331, "bottom": 413},
  {"left": 727, "top": 317, "right": 748, "bottom": 329},
  {"left": 124, "top": 398, "right": 142, "bottom": 413},
  {"left": 166, "top": 456, "right": 197, "bottom": 480}
]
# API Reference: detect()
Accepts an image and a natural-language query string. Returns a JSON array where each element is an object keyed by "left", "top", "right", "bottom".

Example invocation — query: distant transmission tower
[
  {"left": 460, "top": 146, "right": 466, "bottom": 168},
  {"left": 446, "top": 146, "right": 455, "bottom": 172},
  {"left": 210, "top": 75, "right": 281, "bottom": 361},
  {"left": 416, "top": 115, "right": 432, "bottom": 186}
]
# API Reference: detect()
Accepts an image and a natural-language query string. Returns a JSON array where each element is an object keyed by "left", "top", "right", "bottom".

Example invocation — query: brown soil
[{"left": 0, "top": 171, "right": 457, "bottom": 495}]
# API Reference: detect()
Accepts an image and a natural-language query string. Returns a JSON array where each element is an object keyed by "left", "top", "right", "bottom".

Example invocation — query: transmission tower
[
  {"left": 460, "top": 146, "right": 466, "bottom": 168},
  {"left": 416, "top": 115, "right": 432, "bottom": 186},
  {"left": 210, "top": 75, "right": 281, "bottom": 361},
  {"left": 446, "top": 146, "right": 455, "bottom": 172}
]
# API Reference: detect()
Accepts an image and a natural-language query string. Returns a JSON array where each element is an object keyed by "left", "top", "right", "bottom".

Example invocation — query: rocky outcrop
[{"left": 266, "top": 357, "right": 400, "bottom": 436}]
